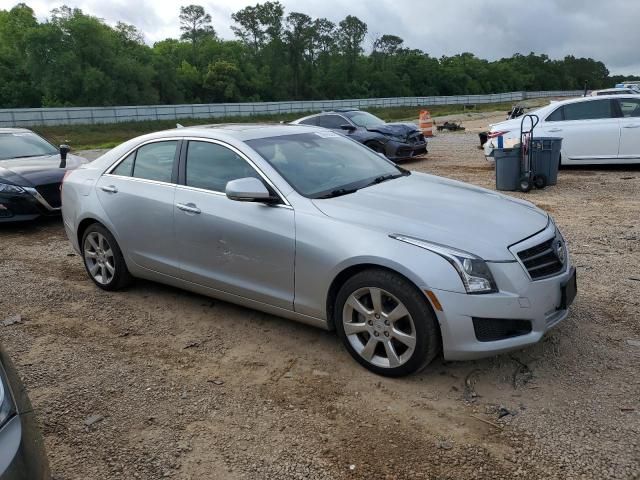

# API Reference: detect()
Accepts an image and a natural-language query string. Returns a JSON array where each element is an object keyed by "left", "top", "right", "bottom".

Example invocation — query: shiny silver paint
[{"left": 62, "top": 124, "right": 573, "bottom": 360}]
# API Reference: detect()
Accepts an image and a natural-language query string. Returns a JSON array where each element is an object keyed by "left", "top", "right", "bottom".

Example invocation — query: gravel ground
[{"left": 1, "top": 117, "right": 639, "bottom": 479}]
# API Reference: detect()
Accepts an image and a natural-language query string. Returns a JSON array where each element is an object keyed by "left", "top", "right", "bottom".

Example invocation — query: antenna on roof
[{"left": 176, "top": 123, "right": 184, "bottom": 129}]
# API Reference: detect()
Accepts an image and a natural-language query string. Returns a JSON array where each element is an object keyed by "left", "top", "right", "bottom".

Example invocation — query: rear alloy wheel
[
  {"left": 82, "top": 224, "right": 132, "bottom": 291},
  {"left": 335, "top": 269, "right": 440, "bottom": 376}
]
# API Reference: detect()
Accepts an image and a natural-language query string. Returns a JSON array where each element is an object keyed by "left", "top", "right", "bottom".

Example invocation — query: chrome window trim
[
  {"left": 101, "top": 174, "right": 176, "bottom": 189},
  {"left": 180, "top": 136, "right": 292, "bottom": 207},
  {"left": 174, "top": 184, "right": 293, "bottom": 210},
  {"left": 104, "top": 136, "right": 291, "bottom": 207},
  {"left": 23, "top": 187, "right": 61, "bottom": 212}
]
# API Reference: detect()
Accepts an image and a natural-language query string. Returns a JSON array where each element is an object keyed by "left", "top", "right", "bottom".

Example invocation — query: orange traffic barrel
[{"left": 419, "top": 110, "right": 434, "bottom": 137}]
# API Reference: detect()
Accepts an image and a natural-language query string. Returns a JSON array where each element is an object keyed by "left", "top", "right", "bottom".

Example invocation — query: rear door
[
  {"left": 173, "top": 139, "right": 295, "bottom": 309},
  {"left": 616, "top": 98, "right": 640, "bottom": 160},
  {"left": 96, "top": 139, "right": 181, "bottom": 275},
  {"left": 543, "top": 99, "right": 620, "bottom": 161}
]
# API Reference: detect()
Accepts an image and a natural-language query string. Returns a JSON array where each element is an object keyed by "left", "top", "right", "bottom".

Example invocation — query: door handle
[
  {"left": 548, "top": 128, "right": 562, "bottom": 132},
  {"left": 176, "top": 203, "right": 201, "bottom": 214},
  {"left": 100, "top": 185, "right": 118, "bottom": 194},
  {"left": 623, "top": 124, "right": 640, "bottom": 129}
]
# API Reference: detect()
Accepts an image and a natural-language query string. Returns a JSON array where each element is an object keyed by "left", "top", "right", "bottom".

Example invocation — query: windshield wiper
[
  {"left": 316, "top": 187, "right": 359, "bottom": 199},
  {"left": 366, "top": 170, "right": 410, "bottom": 187},
  {"left": 8, "top": 154, "right": 47, "bottom": 159}
]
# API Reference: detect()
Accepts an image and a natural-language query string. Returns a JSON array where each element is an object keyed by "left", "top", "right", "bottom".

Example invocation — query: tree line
[{"left": 0, "top": 2, "right": 635, "bottom": 108}]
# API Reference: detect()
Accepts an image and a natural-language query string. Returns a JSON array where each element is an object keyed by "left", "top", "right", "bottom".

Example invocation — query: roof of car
[
  {"left": 0, "top": 128, "right": 32, "bottom": 134},
  {"left": 153, "top": 123, "right": 324, "bottom": 141}
]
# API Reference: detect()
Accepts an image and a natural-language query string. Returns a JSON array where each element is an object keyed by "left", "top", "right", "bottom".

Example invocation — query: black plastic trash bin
[
  {"left": 494, "top": 147, "right": 521, "bottom": 191},
  {"left": 530, "top": 137, "right": 562, "bottom": 186}
]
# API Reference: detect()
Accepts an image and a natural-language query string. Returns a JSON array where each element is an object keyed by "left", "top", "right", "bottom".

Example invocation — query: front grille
[
  {"left": 472, "top": 317, "right": 532, "bottom": 342},
  {"left": 517, "top": 237, "right": 564, "bottom": 280},
  {"left": 35, "top": 183, "right": 62, "bottom": 208},
  {"left": 396, "top": 147, "right": 413, "bottom": 157}
]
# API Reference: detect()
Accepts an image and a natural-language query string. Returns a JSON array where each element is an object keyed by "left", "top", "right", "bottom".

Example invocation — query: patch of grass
[{"left": 32, "top": 101, "right": 519, "bottom": 150}]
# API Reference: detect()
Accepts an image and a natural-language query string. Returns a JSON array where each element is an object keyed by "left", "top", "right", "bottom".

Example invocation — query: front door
[
  {"left": 173, "top": 139, "right": 295, "bottom": 309},
  {"left": 96, "top": 139, "right": 181, "bottom": 275}
]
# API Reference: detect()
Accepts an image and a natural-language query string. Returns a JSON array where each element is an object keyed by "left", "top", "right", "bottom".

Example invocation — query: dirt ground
[{"left": 1, "top": 114, "right": 639, "bottom": 480}]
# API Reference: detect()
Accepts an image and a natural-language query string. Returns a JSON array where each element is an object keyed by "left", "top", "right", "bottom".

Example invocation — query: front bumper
[
  {"left": 430, "top": 229, "right": 575, "bottom": 361},
  {"left": 385, "top": 140, "right": 428, "bottom": 161},
  {"left": 0, "top": 189, "right": 60, "bottom": 223}
]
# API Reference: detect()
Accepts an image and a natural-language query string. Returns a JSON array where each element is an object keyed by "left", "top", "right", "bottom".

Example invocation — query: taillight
[{"left": 487, "top": 130, "right": 509, "bottom": 139}]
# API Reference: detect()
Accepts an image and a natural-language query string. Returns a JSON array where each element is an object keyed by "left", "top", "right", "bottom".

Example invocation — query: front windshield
[
  {"left": 344, "top": 111, "right": 385, "bottom": 128},
  {"left": 247, "top": 132, "right": 403, "bottom": 198},
  {"left": 0, "top": 132, "right": 58, "bottom": 160}
]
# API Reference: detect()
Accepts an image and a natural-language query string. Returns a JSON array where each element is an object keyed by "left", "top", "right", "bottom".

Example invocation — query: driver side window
[{"left": 185, "top": 141, "right": 260, "bottom": 193}]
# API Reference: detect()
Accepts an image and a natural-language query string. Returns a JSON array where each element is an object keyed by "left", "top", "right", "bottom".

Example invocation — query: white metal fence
[{"left": 0, "top": 90, "right": 582, "bottom": 128}]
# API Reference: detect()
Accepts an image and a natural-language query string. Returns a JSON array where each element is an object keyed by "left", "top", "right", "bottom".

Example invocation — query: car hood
[
  {"left": 0, "top": 153, "right": 87, "bottom": 187},
  {"left": 366, "top": 122, "right": 420, "bottom": 139},
  {"left": 311, "top": 172, "right": 548, "bottom": 261}
]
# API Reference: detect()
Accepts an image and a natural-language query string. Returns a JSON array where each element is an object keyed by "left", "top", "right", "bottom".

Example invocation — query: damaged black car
[
  {"left": 292, "top": 109, "right": 427, "bottom": 162},
  {"left": 0, "top": 129, "right": 88, "bottom": 223}
]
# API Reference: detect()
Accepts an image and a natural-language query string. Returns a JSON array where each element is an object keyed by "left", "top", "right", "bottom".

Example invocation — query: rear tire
[
  {"left": 335, "top": 269, "right": 440, "bottom": 377},
  {"left": 81, "top": 223, "right": 133, "bottom": 291}
]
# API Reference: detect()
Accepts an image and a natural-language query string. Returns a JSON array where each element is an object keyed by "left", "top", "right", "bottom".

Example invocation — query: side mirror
[
  {"left": 225, "top": 177, "right": 278, "bottom": 203},
  {"left": 59, "top": 144, "right": 70, "bottom": 168},
  {"left": 340, "top": 124, "right": 356, "bottom": 132}
]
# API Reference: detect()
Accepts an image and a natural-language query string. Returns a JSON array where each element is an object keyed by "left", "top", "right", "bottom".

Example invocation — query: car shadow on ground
[{"left": 0, "top": 216, "right": 62, "bottom": 234}]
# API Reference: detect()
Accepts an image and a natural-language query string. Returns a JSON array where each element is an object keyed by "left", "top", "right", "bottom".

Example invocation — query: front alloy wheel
[
  {"left": 343, "top": 287, "right": 416, "bottom": 369},
  {"left": 335, "top": 269, "right": 440, "bottom": 376}
]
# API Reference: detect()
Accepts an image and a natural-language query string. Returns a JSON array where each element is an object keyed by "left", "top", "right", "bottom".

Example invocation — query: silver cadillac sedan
[{"left": 62, "top": 124, "right": 576, "bottom": 377}]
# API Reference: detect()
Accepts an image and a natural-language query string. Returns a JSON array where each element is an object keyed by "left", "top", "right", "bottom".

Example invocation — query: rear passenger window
[
  {"left": 563, "top": 100, "right": 613, "bottom": 121},
  {"left": 132, "top": 141, "right": 177, "bottom": 183},
  {"left": 112, "top": 152, "right": 135, "bottom": 177},
  {"left": 185, "top": 141, "right": 259, "bottom": 192},
  {"left": 299, "top": 117, "right": 318, "bottom": 126},
  {"left": 317, "top": 115, "right": 347, "bottom": 129},
  {"left": 617, "top": 99, "right": 640, "bottom": 117},
  {"left": 546, "top": 107, "right": 563, "bottom": 122}
]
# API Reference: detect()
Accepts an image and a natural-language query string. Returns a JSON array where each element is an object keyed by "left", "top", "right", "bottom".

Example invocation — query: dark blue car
[{"left": 292, "top": 109, "right": 428, "bottom": 162}]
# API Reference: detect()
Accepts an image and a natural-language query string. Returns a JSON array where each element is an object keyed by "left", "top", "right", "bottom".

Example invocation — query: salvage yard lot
[{"left": 1, "top": 120, "right": 639, "bottom": 479}]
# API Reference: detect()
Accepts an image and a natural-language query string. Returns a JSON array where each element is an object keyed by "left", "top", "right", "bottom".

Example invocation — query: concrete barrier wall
[{"left": 0, "top": 91, "right": 582, "bottom": 127}]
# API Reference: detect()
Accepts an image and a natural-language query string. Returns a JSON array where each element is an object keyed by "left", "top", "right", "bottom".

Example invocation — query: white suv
[{"left": 485, "top": 95, "right": 640, "bottom": 165}]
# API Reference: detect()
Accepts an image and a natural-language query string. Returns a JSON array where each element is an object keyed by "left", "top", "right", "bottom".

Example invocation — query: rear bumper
[{"left": 432, "top": 260, "right": 575, "bottom": 361}]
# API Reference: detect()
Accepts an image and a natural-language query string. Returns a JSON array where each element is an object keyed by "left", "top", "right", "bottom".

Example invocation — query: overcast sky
[{"left": 3, "top": 0, "right": 638, "bottom": 75}]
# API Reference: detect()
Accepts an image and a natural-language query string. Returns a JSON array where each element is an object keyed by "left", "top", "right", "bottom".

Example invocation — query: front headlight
[
  {"left": 391, "top": 234, "right": 497, "bottom": 294},
  {"left": 0, "top": 366, "right": 17, "bottom": 427},
  {"left": 0, "top": 183, "right": 26, "bottom": 194}
]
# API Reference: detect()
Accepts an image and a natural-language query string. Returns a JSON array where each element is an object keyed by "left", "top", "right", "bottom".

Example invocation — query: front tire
[
  {"left": 81, "top": 223, "right": 133, "bottom": 291},
  {"left": 335, "top": 269, "right": 440, "bottom": 377}
]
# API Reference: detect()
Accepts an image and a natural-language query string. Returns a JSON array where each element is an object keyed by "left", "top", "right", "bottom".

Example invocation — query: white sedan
[{"left": 485, "top": 94, "right": 640, "bottom": 165}]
